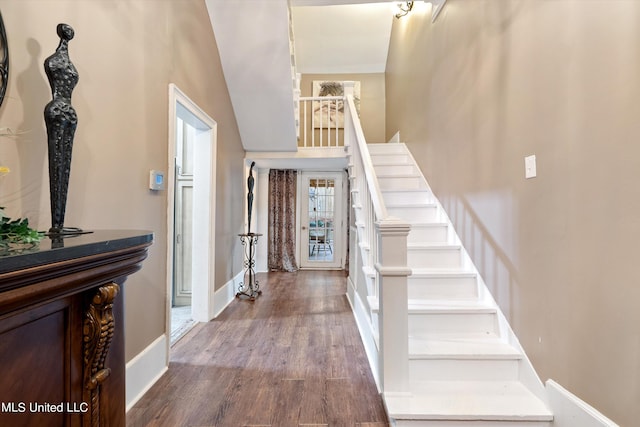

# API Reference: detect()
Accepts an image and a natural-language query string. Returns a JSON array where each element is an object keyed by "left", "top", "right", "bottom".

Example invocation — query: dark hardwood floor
[{"left": 127, "top": 270, "right": 389, "bottom": 427}]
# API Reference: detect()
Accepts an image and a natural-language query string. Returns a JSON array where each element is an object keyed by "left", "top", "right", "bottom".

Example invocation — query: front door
[{"left": 300, "top": 172, "right": 344, "bottom": 269}]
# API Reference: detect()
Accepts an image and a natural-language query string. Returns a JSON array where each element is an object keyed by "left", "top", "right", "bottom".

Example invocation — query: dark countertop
[{"left": 0, "top": 230, "right": 154, "bottom": 275}]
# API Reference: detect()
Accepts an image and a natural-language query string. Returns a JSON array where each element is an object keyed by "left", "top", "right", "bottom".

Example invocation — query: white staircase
[{"left": 362, "top": 143, "right": 553, "bottom": 426}]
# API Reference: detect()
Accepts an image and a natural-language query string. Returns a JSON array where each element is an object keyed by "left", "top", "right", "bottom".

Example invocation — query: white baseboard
[
  {"left": 387, "top": 131, "right": 400, "bottom": 143},
  {"left": 125, "top": 334, "right": 168, "bottom": 411},
  {"left": 346, "top": 275, "right": 380, "bottom": 392},
  {"left": 213, "top": 270, "right": 243, "bottom": 318},
  {"left": 546, "top": 380, "right": 619, "bottom": 427}
]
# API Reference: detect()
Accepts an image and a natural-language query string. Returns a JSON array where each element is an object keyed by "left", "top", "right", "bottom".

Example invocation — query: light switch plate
[{"left": 525, "top": 155, "right": 537, "bottom": 179}]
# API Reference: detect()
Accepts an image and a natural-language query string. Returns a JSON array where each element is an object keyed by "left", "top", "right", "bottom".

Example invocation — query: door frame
[
  {"left": 166, "top": 84, "right": 217, "bottom": 350},
  {"left": 297, "top": 171, "right": 347, "bottom": 269}
]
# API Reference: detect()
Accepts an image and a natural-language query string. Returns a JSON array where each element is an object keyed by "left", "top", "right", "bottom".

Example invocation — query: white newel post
[{"left": 376, "top": 217, "right": 411, "bottom": 396}]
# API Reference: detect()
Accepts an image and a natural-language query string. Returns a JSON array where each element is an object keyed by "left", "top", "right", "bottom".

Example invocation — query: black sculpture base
[
  {"left": 46, "top": 227, "right": 92, "bottom": 237},
  {"left": 236, "top": 233, "right": 262, "bottom": 301},
  {"left": 45, "top": 228, "right": 93, "bottom": 249}
]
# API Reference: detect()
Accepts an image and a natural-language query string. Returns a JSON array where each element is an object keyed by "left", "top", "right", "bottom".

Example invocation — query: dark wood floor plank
[
  {"left": 127, "top": 271, "right": 389, "bottom": 427},
  {"left": 271, "top": 379, "right": 304, "bottom": 427}
]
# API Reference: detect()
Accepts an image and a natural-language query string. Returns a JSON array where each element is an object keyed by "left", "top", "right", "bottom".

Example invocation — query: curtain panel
[{"left": 268, "top": 169, "right": 298, "bottom": 272}]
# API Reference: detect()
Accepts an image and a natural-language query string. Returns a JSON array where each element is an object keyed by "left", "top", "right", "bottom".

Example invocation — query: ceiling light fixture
[
  {"left": 393, "top": 0, "right": 448, "bottom": 22},
  {"left": 395, "top": 1, "right": 414, "bottom": 19}
]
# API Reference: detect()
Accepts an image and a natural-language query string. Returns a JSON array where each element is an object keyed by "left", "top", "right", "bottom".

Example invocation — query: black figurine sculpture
[
  {"left": 44, "top": 23, "right": 79, "bottom": 235},
  {"left": 247, "top": 161, "right": 256, "bottom": 233},
  {"left": 0, "top": 11, "right": 9, "bottom": 108}
]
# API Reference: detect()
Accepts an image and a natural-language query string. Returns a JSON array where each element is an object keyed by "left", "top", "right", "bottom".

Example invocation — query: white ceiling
[{"left": 290, "top": 3, "right": 395, "bottom": 74}]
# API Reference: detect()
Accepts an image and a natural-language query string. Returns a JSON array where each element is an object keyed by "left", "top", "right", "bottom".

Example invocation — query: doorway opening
[
  {"left": 167, "top": 84, "right": 217, "bottom": 346},
  {"left": 299, "top": 171, "right": 345, "bottom": 269}
]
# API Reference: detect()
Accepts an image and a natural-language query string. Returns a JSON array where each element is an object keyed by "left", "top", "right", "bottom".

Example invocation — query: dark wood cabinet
[{"left": 0, "top": 230, "right": 152, "bottom": 427}]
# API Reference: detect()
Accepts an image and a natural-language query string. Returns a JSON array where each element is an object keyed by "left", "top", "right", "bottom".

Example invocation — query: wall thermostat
[{"left": 149, "top": 170, "right": 165, "bottom": 191}]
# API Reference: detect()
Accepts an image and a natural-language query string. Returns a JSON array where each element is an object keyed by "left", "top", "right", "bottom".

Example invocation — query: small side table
[{"left": 237, "top": 232, "right": 262, "bottom": 300}]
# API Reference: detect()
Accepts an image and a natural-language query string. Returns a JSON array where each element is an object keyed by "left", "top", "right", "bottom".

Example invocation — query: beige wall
[
  {"left": 301, "top": 73, "right": 385, "bottom": 143},
  {"left": 0, "top": 0, "right": 245, "bottom": 361},
  {"left": 386, "top": 1, "right": 640, "bottom": 425}
]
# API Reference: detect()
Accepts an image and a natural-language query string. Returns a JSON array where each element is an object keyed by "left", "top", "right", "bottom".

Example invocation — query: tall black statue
[
  {"left": 44, "top": 23, "right": 78, "bottom": 234},
  {"left": 0, "top": 11, "right": 9, "bottom": 108},
  {"left": 247, "top": 162, "right": 255, "bottom": 233}
]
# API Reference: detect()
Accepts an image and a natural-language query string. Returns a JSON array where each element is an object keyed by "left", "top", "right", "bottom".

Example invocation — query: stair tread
[
  {"left": 408, "top": 300, "right": 496, "bottom": 313},
  {"left": 367, "top": 297, "right": 496, "bottom": 313},
  {"left": 409, "top": 335, "right": 522, "bottom": 359},
  {"left": 386, "top": 201, "right": 437, "bottom": 208},
  {"left": 372, "top": 158, "right": 411, "bottom": 164},
  {"left": 376, "top": 172, "right": 421, "bottom": 178},
  {"left": 386, "top": 380, "right": 553, "bottom": 421},
  {"left": 410, "top": 221, "right": 449, "bottom": 228},
  {"left": 410, "top": 268, "right": 476, "bottom": 277},
  {"left": 382, "top": 188, "right": 431, "bottom": 193},
  {"left": 408, "top": 243, "right": 461, "bottom": 249}
]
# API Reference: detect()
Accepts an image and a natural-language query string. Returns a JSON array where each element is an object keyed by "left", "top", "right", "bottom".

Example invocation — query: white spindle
[
  {"left": 298, "top": 96, "right": 346, "bottom": 148},
  {"left": 336, "top": 98, "right": 339, "bottom": 147},
  {"left": 303, "top": 100, "right": 308, "bottom": 147}
]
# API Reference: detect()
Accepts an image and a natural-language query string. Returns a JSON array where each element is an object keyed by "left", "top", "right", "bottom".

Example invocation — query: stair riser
[
  {"left": 408, "top": 276, "right": 478, "bottom": 300},
  {"left": 408, "top": 248, "right": 462, "bottom": 269},
  {"left": 393, "top": 420, "right": 552, "bottom": 427},
  {"left": 378, "top": 176, "right": 425, "bottom": 190},
  {"left": 409, "top": 312, "right": 497, "bottom": 336},
  {"left": 409, "top": 359, "right": 520, "bottom": 382},
  {"left": 371, "top": 153, "right": 410, "bottom": 163},
  {"left": 408, "top": 225, "right": 448, "bottom": 244},
  {"left": 375, "top": 164, "right": 417, "bottom": 175},
  {"left": 388, "top": 206, "right": 439, "bottom": 222},
  {"left": 368, "top": 144, "right": 408, "bottom": 155},
  {"left": 383, "top": 191, "right": 434, "bottom": 205}
]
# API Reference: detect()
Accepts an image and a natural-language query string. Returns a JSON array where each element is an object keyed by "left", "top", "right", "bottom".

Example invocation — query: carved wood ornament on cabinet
[{"left": 83, "top": 282, "right": 120, "bottom": 427}]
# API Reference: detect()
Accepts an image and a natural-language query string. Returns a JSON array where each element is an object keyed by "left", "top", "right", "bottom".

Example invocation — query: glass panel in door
[
  {"left": 300, "top": 172, "right": 343, "bottom": 269},
  {"left": 308, "top": 178, "right": 335, "bottom": 262}
]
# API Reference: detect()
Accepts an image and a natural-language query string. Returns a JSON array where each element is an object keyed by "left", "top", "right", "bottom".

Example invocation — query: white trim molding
[
  {"left": 166, "top": 83, "right": 218, "bottom": 328},
  {"left": 213, "top": 270, "right": 244, "bottom": 318},
  {"left": 346, "top": 275, "right": 380, "bottom": 391},
  {"left": 546, "top": 380, "right": 619, "bottom": 427},
  {"left": 431, "top": 0, "right": 447, "bottom": 22},
  {"left": 126, "top": 335, "right": 168, "bottom": 411}
]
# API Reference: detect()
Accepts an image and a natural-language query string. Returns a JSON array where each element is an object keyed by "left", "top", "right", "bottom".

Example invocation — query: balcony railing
[{"left": 297, "top": 95, "right": 345, "bottom": 148}]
